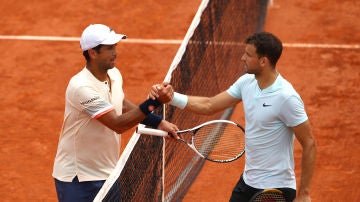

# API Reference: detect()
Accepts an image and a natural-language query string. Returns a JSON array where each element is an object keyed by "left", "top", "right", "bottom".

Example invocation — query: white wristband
[{"left": 169, "top": 92, "right": 188, "bottom": 109}]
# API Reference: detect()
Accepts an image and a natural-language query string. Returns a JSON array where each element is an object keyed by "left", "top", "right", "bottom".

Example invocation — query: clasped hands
[
  {"left": 149, "top": 82, "right": 174, "bottom": 103},
  {"left": 147, "top": 82, "right": 179, "bottom": 139}
]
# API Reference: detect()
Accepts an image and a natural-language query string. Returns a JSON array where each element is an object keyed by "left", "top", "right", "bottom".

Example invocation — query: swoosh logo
[{"left": 263, "top": 103, "right": 272, "bottom": 107}]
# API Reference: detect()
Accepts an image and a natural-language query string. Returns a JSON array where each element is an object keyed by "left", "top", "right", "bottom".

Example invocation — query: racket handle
[{"left": 136, "top": 124, "right": 169, "bottom": 137}]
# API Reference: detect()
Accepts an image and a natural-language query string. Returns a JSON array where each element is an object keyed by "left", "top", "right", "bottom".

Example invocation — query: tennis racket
[
  {"left": 250, "top": 188, "right": 287, "bottom": 202},
  {"left": 136, "top": 119, "right": 245, "bottom": 163}
]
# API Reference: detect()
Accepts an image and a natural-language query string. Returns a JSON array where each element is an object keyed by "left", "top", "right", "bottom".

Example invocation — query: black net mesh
[
  {"left": 101, "top": 135, "right": 164, "bottom": 202},
  {"left": 164, "top": 0, "right": 268, "bottom": 200}
]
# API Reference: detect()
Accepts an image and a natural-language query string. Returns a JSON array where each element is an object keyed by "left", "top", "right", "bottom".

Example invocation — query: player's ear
[
  {"left": 88, "top": 49, "right": 98, "bottom": 59},
  {"left": 259, "top": 56, "right": 268, "bottom": 66}
]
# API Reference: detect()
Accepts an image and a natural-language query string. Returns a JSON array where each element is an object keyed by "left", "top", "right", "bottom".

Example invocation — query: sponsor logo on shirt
[
  {"left": 262, "top": 103, "right": 272, "bottom": 107},
  {"left": 80, "top": 96, "right": 100, "bottom": 105}
]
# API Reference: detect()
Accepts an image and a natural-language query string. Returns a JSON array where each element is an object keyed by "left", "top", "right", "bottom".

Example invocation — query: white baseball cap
[{"left": 80, "top": 24, "right": 126, "bottom": 51}]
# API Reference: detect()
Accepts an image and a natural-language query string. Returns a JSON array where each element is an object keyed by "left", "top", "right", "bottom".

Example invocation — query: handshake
[
  {"left": 149, "top": 82, "right": 188, "bottom": 109},
  {"left": 148, "top": 82, "right": 174, "bottom": 104}
]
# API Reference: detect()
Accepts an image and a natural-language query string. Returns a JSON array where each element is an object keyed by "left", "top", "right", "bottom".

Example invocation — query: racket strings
[
  {"left": 251, "top": 191, "right": 287, "bottom": 202},
  {"left": 193, "top": 123, "right": 245, "bottom": 161}
]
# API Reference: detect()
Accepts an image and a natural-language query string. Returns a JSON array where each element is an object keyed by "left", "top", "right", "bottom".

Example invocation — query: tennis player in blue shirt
[{"left": 151, "top": 32, "right": 317, "bottom": 202}]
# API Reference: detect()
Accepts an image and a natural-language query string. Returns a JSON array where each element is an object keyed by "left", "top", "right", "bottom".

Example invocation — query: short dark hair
[
  {"left": 82, "top": 44, "right": 103, "bottom": 61},
  {"left": 245, "top": 32, "right": 282, "bottom": 66}
]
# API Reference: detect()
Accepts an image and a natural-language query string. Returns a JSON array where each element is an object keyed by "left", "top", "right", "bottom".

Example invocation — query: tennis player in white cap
[{"left": 52, "top": 24, "right": 178, "bottom": 202}]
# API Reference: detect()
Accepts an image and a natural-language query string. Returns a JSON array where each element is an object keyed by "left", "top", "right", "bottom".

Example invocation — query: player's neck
[
  {"left": 86, "top": 63, "right": 108, "bottom": 82},
  {"left": 256, "top": 69, "right": 279, "bottom": 90}
]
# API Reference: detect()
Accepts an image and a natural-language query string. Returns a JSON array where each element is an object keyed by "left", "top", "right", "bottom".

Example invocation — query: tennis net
[{"left": 94, "top": 0, "right": 268, "bottom": 201}]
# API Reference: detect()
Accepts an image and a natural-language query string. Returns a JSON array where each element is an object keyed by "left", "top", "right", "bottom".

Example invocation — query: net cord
[
  {"left": 163, "top": 0, "right": 210, "bottom": 83},
  {"left": 162, "top": 0, "right": 211, "bottom": 200}
]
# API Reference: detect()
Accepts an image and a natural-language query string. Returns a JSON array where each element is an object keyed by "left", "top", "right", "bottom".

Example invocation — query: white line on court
[
  {"left": 283, "top": 43, "right": 360, "bottom": 49},
  {"left": 0, "top": 35, "right": 359, "bottom": 49},
  {"left": 0, "top": 35, "right": 182, "bottom": 44}
]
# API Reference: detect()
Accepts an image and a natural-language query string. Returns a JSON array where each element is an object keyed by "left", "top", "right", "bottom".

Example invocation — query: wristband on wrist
[
  {"left": 139, "top": 99, "right": 162, "bottom": 115},
  {"left": 169, "top": 92, "right": 188, "bottom": 109},
  {"left": 141, "top": 113, "right": 163, "bottom": 129}
]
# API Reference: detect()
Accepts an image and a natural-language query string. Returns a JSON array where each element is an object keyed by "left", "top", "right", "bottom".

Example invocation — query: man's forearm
[
  {"left": 170, "top": 93, "right": 214, "bottom": 115},
  {"left": 298, "top": 140, "right": 317, "bottom": 195},
  {"left": 186, "top": 96, "right": 215, "bottom": 115}
]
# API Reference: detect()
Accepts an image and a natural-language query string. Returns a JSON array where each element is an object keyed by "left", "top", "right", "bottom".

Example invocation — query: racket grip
[{"left": 136, "top": 124, "right": 169, "bottom": 137}]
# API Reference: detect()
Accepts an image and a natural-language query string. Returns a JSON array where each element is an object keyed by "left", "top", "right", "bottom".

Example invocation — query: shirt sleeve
[
  {"left": 227, "top": 76, "right": 245, "bottom": 99},
  {"left": 226, "top": 74, "right": 253, "bottom": 99},
  {"left": 279, "top": 95, "right": 308, "bottom": 127},
  {"left": 68, "top": 85, "right": 114, "bottom": 119}
]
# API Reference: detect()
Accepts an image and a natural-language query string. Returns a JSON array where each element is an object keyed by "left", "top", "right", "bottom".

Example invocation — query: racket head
[
  {"left": 250, "top": 188, "right": 287, "bottom": 202},
  {"left": 186, "top": 119, "right": 245, "bottom": 163}
]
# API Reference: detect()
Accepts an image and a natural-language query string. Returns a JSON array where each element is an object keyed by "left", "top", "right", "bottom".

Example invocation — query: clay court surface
[{"left": 0, "top": 0, "right": 359, "bottom": 201}]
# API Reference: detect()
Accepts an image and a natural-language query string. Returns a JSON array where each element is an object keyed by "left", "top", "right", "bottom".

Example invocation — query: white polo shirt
[
  {"left": 227, "top": 73, "right": 308, "bottom": 189},
  {"left": 53, "top": 67, "right": 124, "bottom": 182}
]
